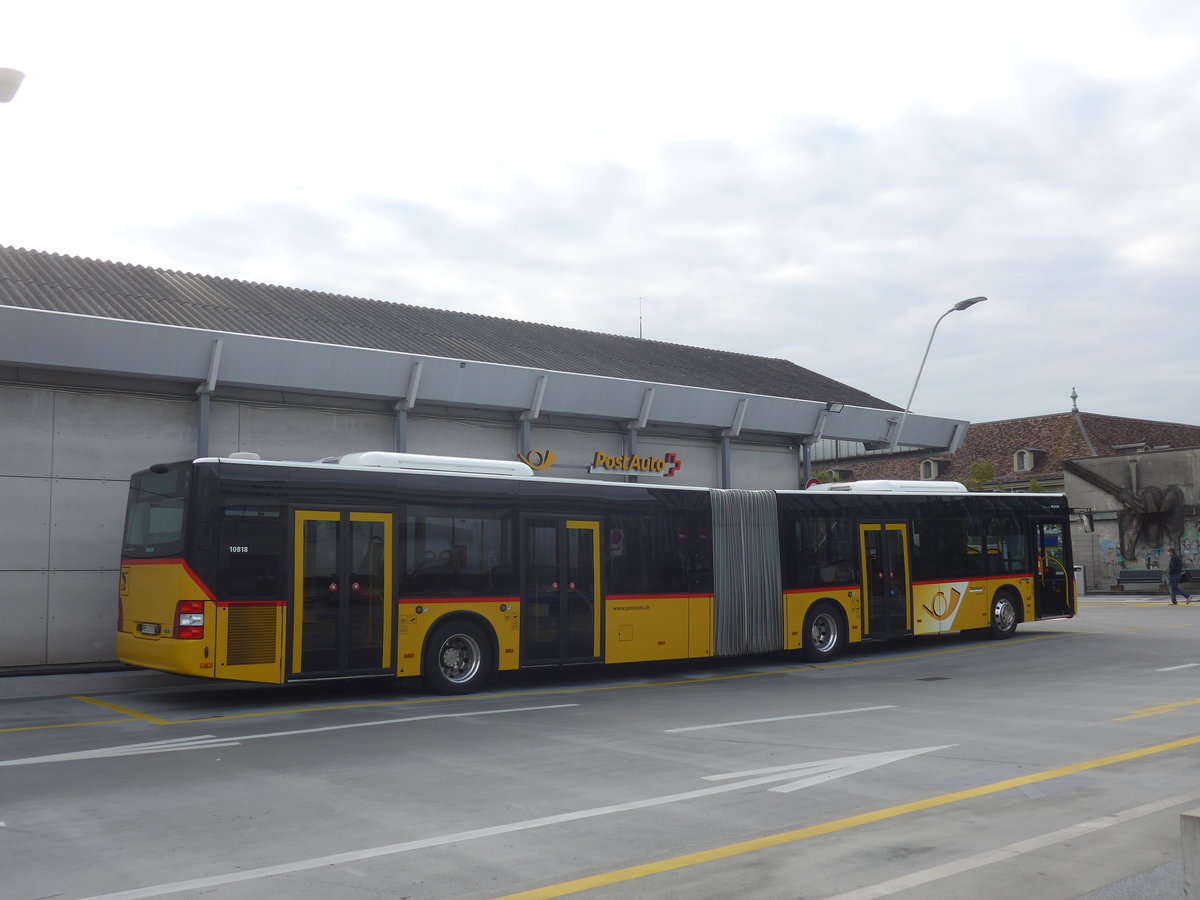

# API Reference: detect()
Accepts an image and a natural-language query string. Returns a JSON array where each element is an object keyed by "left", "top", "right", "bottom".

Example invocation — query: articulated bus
[{"left": 117, "top": 451, "right": 1076, "bottom": 694}]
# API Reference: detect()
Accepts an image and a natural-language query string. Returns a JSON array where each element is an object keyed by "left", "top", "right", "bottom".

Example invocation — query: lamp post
[
  {"left": 0, "top": 68, "right": 25, "bottom": 102},
  {"left": 889, "top": 296, "right": 987, "bottom": 450}
]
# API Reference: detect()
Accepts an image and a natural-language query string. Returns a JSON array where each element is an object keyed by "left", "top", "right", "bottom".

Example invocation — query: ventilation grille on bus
[
  {"left": 224, "top": 606, "right": 278, "bottom": 666},
  {"left": 710, "top": 489, "right": 783, "bottom": 655}
]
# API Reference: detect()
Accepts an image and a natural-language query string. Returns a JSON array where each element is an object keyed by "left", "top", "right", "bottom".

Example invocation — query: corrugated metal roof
[{"left": 0, "top": 245, "right": 897, "bottom": 410}]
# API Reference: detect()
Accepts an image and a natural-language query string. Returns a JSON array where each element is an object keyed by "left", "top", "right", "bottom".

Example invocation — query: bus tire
[
  {"left": 424, "top": 619, "right": 493, "bottom": 695},
  {"left": 802, "top": 603, "right": 846, "bottom": 663},
  {"left": 987, "top": 591, "right": 1020, "bottom": 640}
]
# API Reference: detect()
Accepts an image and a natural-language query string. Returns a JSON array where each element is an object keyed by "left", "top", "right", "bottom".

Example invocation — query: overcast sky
[{"left": 3, "top": 1, "right": 1198, "bottom": 425}]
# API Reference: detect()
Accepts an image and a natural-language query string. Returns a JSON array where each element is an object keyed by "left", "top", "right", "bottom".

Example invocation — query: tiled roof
[
  {"left": 0, "top": 245, "right": 897, "bottom": 410},
  {"left": 820, "top": 412, "right": 1200, "bottom": 485}
]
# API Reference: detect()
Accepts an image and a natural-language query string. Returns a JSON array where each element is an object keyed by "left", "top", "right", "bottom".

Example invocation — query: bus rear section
[
  {"left": 118, "top": 461, "right": 288, "bottom": 683},
  {"left": 118, "top": 462, "right": 208, "bottom": 676}
]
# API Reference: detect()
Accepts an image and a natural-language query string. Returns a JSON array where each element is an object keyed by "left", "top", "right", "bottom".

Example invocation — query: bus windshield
[{"left": 123, "top": 464, "right": 190, "bottom": 558}]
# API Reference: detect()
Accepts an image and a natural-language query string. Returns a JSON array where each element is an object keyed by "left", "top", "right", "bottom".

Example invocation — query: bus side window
[{"left": 220, "top": 505, "right": 284, "bottom": 598}]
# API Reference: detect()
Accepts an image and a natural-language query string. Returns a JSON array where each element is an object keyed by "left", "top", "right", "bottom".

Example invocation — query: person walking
[{"left": 1167, "top": 547, "right": 1193, "bottom": 605}]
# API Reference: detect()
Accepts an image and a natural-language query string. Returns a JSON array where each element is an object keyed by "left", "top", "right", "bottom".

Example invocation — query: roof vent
[
  {"left": 331, "top": 451, "right": 533, "bottom": 477},
  {"left": 228, "top": 451, "right": 261, "bottom": 460},
  {"left": 807, "top": 479, "right": 968, "bottom": 493}
]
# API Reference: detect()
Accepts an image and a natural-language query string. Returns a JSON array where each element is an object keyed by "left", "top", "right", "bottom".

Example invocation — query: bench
[{"left": 1116, "top": 569, "right": 1164, "bottom": 588}]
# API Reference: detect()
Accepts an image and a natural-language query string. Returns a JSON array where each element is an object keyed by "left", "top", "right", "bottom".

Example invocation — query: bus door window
[
  {"left": 566, "top": 521, "right": 600, "bottom": 659},
  {"left": 348, "top": 520, "right": 388, "bottom": 669},
  {"left": 1034, "top": 518, "right": 1073, "bottom": 617},
  {"left": 860, "top": 523, "right": 911, "bottom": 636}
]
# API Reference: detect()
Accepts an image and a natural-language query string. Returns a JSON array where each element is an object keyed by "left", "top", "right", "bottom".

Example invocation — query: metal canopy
[{"left": 0, "top": 306, "right": 968, "bottom": 451}]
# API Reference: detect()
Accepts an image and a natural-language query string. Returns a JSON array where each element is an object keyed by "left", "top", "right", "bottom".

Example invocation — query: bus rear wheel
[
  {"left": 802, "top": 603, "right": 846, "bottom": 662},
  {"left": 988, "top": 592, "right": 1020, "bottom": 640},
  {"left": 424, "top": 619, "right": 493, "bottom": 695}
]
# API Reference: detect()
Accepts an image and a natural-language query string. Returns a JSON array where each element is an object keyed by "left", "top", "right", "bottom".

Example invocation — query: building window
[
  {"left": 920, "top": 459, "right": 939, "bottom": 480},
  {"left": 1014, "top": 449, "right": 1032, "bottom": 472}
]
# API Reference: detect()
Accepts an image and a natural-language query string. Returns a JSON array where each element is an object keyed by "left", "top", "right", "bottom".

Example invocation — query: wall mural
[
  {"left": 1117, "top": 484, "right": 1186, "bottom": 562},
  {"left": 1063, "top": 460, "right": 1194, "bottom": 578}
]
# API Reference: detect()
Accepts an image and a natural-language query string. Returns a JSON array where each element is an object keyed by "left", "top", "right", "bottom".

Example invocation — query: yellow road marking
[
  {"left": 70, "top": 695, "right": 173, "bottom": 725},
  {"left": 492, "top": 732, "right": 1200, "bottom": 900},
  {"left": 1116, "top": 697, "right": 1200, "bottom": 721},
  {"left": 0, "top": 718, "right": 131, "bottom": 734}
]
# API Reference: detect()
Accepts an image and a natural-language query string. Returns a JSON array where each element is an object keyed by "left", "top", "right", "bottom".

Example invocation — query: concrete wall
[{"left": 0, "top": 386, "right": 196, "bottom": 667}]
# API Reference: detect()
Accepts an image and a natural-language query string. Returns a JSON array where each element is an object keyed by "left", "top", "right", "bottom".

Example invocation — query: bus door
[
  {"left": 1033, "top": 518, "right": 1073, "bottom": 618},
  {"left": 292, "top": 510, "right": 393, "bottom": 677},
  {"left": 859, "top": 523, "right": 912, "bottom": 636},
  {"left": 521, "top": 518, "right": 601, "bottom": 665}
]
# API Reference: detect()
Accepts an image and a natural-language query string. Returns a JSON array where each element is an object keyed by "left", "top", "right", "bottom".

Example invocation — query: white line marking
[
  {"left": 0, "top": 704, "right": 579, "bottom": 767},
  {"left": 825, "top": 788, "right": 1200, "bottom": 900},
  {"left": 665, "top": 705, "right": 897, "bottom": 733},
  {"left": 1158, "top": 663, "right": 1200, "bottom": 671},
  {"left": 76, "top": 745, "right": 952, "bottom": 900}
]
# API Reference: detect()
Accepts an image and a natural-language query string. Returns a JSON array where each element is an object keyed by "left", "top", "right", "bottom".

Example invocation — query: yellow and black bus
[{"left": 117, "top": 451, "right": 1076, "bottom": 693}]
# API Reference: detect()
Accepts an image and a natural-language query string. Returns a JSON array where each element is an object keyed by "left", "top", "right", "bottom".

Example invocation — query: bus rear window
[{"left": 123, "top": 465, "right": 190, "bottom": 558}]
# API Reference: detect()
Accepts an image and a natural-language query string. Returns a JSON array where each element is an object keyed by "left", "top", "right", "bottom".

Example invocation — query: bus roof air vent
[
  {"left": 807, "top": 480, "right": 968, "bottom": 493},
  {"left": 332, "top": 451, "right": 533, "bottom": 477}
]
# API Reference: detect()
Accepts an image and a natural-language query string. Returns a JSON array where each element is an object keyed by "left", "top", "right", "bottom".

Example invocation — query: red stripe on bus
[
  {"left": 397, "top": 596, "right": 521, "bottom": 605},
  {"left": 786, "top": 585, "right": 859, "bottom": 594},
  {"left": 607, "top": 593, "right": 710, "bottom": 601},
  {"left": 912, "top": 573, "right": 1034, "bottom": 587}
]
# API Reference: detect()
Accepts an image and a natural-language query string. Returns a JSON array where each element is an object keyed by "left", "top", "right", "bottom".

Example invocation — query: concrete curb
[{"left": 1185, "top": 808, "right": 1200, "bottom": 898}]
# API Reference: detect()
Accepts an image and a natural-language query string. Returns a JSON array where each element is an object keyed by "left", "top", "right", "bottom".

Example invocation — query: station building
[{"left": 0, "top": 245, "right": 968, "bottom": 668}]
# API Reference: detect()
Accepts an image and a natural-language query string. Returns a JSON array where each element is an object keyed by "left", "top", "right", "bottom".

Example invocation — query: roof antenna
[{"left": 638, "top": 297, "right": 644, "bottom": 339}]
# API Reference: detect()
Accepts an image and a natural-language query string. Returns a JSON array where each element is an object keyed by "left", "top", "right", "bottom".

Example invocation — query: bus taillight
[{"left": 175, "top": 600, "right": 205, "bottom": 640}]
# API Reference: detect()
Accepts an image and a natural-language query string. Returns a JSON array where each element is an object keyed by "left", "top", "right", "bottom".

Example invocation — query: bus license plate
[{"left": 137, "top": 623, "right": 161, "bottom": 636}]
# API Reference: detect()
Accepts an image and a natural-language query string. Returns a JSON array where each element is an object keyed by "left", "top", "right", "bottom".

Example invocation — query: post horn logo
[{"left": 518, "top": 450, "right": 557, "bottom": 471}]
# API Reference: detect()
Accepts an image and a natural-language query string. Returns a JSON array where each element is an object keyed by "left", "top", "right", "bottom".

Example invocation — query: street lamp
[
  {"left": 889, "top": 296, "right": 987, "bottom": 450},
  {"left": 0, "top": 68, "right": 25, "bottom": 103}
]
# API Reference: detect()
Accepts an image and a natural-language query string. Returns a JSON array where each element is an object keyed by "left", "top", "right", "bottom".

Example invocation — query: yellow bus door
[
  {"left": 521, "top": 518, "right": 601, "bottom": 665},
  {"left": 860, "top": 523, "right": 912, "bottom": 637},
  {"left": 292, "top": 510, "right": 393, "bottom": 677}
]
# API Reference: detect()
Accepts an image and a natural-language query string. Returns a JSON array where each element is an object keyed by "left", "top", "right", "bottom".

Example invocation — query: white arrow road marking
[
  {"left": 0, "top": 703, "right": 579, "bottom": 767},
  {"left": 77, "top": 744, "right": 954, "bottom": 900},
  {"left": 702, "top": 745, "right": 955, "bottom": 793}
]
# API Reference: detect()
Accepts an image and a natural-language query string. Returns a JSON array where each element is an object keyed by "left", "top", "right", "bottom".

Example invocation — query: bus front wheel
[
  {"left": 802, "top": 603, "right": 846, "bottom": 663},
  {"left": 424, "top": 619, "right": 493, "bottom": 695},
  {"left": 988, "top": 592, "right": 1020, "bottom": 640}
]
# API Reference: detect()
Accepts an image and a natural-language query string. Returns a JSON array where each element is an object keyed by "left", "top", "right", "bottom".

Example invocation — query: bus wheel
[
  {"left": 802, "top": 604, "right": 845, "bottom": 662},
  {"left": 424, "top": 620, "right": 492, "bottom": 695},
  {"left": 988, "top": 592, "right": 1020, "bottom": 640}
]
